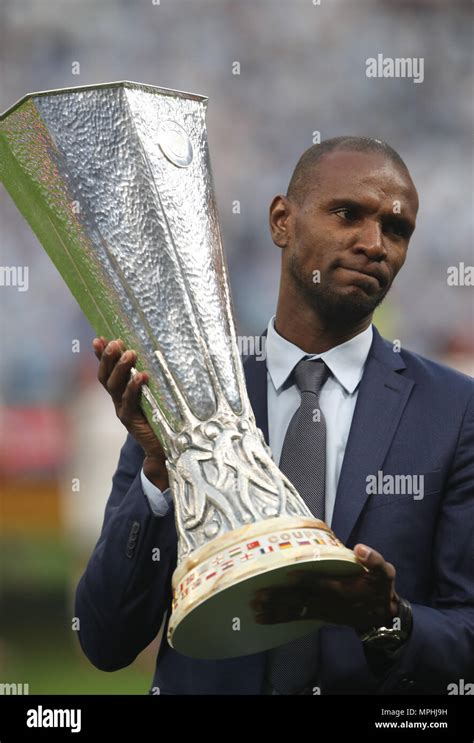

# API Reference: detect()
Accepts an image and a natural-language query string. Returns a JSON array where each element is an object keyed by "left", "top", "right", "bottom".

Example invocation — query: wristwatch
[{"left": 358, "top": 597, "right": 413, "bottom": 654}]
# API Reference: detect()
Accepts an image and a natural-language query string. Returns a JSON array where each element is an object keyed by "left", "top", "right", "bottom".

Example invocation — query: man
[{"left": 75, "top": 137, "right": 474, "bottom": 694}]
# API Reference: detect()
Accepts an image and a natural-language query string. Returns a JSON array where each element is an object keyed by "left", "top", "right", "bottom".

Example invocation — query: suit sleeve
[
  {"left": 380, "top": 389, "right": 474, "bottom": 693},
  {"left": 74, "top": 433, "right": 178, "bottom": 672}
]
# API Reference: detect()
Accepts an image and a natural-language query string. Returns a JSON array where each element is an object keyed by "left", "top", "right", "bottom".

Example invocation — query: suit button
[{"left": 126, "top": 522, "right": 140, "bottom": 558}]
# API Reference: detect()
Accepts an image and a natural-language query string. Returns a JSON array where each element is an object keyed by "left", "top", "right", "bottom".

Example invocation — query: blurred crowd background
[{"left": 0, "top": 0, "right": 472, "bottom": 694}]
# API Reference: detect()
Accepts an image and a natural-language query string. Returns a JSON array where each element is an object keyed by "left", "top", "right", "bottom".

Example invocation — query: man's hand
[
  {"left": 93, "top": 336, "right": 169, "bottom": 491},
  {"left": 250, "top": 544, "right": 400, "bottom": 634}
]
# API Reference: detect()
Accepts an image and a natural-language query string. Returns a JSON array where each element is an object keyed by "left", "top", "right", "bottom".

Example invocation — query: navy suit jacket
[{"left": 75, "top": 326, "right": 474, "bottom": 694}]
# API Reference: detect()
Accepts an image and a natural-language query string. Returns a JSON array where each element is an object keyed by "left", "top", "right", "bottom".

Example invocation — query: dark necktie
[{"left": 265, "top": 357, "right": 330, "bottom": 695}]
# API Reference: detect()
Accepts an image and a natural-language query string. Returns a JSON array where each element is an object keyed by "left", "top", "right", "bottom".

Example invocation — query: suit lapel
[
  {"left": 330, "top": 327, "right": 415, "bottom": 544},
  {"left": 242, "top": 329, "right": 270, "bottom": 445}
]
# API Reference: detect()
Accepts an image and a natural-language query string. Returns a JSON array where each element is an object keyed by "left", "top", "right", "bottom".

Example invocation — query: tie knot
[{"left": 293, "top": 358, "right": 330, "bottom": 395}]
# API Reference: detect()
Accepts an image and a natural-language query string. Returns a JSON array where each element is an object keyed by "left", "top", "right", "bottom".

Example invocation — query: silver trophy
[{"left": 0, "top": 82, "right": 363, "bottom": 659}]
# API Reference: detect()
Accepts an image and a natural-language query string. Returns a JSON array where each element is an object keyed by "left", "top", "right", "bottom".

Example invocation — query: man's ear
[{"left": 269, "top": 194, "right": 294, "bottom": 248}]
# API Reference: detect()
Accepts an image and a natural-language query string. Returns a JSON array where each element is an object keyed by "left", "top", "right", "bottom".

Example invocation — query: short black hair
[{"left": 286, "top": 136, "right": 409, "bottom": 205}]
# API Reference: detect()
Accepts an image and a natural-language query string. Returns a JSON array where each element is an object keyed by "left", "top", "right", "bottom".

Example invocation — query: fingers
[
  {"left": 92, "top": 336, "right": 108, "bottom": 361},
  {"left": 93, "top": 335, "right": 150, "bottom": 420},
  {"left": 120, "top": 369, "right": 149, "bottom": 424},
  {"left": 96, "top": 340, "right": 127, "bottom": 398},
  {"left": 251, "top": 547, "right": 398, "bottom": 629},
  {"left": 96, "top": 339, "right": 124, "bottom": 385},
  {"left": 105, "top": 348, "right": 137, "bottom": 405},
  {"left": 353, "top": 544, "right": 396, "bottom": 583}
]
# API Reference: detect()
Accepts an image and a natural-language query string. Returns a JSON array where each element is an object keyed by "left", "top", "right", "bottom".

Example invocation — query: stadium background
[{"left": 0, "top": 0, "right": 472, "bottom": 693}]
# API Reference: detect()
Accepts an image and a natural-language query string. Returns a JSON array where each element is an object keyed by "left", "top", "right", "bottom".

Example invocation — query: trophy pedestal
[{"left": 168, "top": 516, "right": 365, "bottom": 659}]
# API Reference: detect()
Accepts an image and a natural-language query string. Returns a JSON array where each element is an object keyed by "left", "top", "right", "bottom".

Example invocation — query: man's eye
[
  {"left": 385, "top": 220, "right": 408, "bottom": 238},
  {"left": 334, "top": 208, "right": 358, "bottom": 222}
]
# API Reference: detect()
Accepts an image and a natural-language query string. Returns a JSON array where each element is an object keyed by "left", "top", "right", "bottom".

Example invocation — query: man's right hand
[{"left": 93, "top": 337, "right": 169, "bottom": 491}]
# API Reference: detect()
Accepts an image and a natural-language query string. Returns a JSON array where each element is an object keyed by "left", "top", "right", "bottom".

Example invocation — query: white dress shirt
[
  {"left": 265, "top": 316, "right": 373, "bottom": 527},
  {"left": 141, "top": 317, "right": 373, "bottom": 527}
]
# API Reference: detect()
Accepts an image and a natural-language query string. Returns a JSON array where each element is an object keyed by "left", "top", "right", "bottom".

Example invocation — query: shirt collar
[{"left": 265, "top": 315, "right": 373, "bottom": 395}]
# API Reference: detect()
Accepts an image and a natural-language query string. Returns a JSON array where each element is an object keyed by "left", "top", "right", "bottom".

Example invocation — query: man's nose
[{"left": 353, "top": 220, "right": 386, "bottom": 260}]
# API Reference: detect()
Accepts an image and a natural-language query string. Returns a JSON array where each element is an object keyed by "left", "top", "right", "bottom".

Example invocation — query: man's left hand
[{"left": 250, "top": 544, "right": 400, "bottom": 634}]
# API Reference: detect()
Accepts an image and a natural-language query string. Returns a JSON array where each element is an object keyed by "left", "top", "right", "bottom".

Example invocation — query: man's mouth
[{"left": 337, "top": 265, "right": 388, "bottom": 288}]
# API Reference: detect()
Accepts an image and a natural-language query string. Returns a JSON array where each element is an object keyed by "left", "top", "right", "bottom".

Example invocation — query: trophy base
[{"left": 167, "top": 516, "right": 365, "bottom": 659}]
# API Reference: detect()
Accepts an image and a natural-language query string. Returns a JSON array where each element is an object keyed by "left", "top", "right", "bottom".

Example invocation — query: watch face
[
  {"left": 366, "top": 629, "right": 403, "bottom": 651},
  {"left": 362, "top": 600, "right": 413, "bottom": 648}
]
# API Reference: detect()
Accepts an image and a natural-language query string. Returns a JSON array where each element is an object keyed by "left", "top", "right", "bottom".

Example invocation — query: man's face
[{"left": 271, "top": 150, "right": 419, "bottom": 323}]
